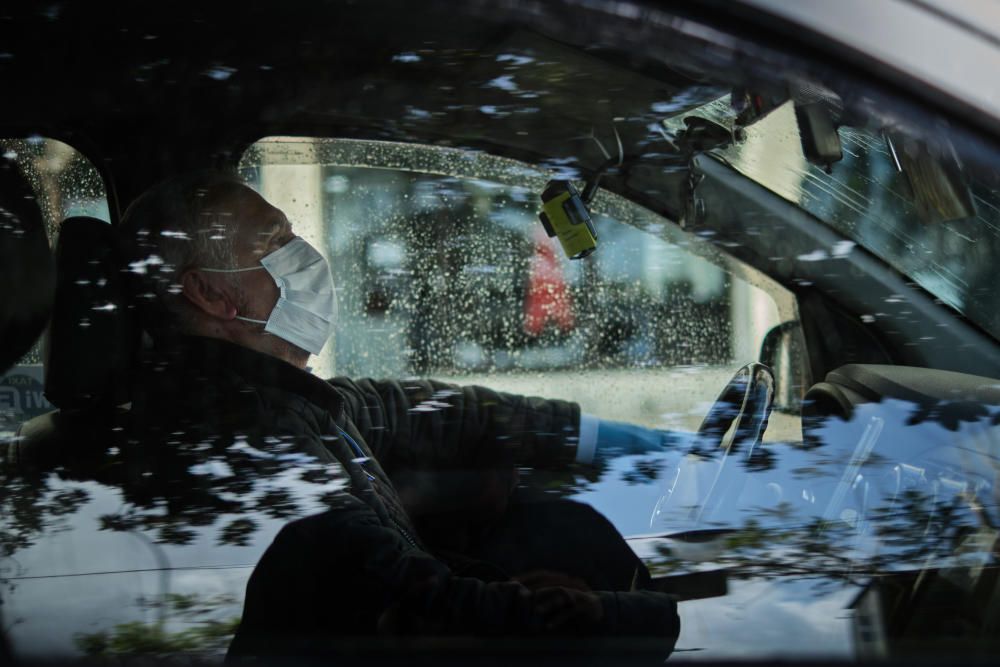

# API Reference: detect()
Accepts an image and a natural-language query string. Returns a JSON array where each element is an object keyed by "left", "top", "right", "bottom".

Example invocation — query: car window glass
[
  {"left": 679, "top": 95, "right": 1000, "bottom": 340},
  {"left": 0, "top": 138, "right": 110, "bottom": 239},
  {"left": 239, "top": 137, "right": 803, "bottom": 535},
  {"left": 0, "top": 137, "right": 109, "bottom": 437},
  {"left": 4, "top": 2, "right": 1000, "bottom": 662}
]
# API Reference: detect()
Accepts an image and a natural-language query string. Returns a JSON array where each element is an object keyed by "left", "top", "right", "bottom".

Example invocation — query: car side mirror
[{"left": 759, "top": 321, "right": 810, "bottom": 413}]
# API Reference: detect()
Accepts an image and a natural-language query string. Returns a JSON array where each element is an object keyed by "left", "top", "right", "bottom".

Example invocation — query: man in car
[{"left": 116, "top": 171, "right": 681, "bottom": 655}]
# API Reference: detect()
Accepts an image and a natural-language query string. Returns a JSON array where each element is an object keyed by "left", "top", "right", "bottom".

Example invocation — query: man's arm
[
  {"left": 330, "top": 377, "right": 686, "bottom": 471},
  {"left": 328, "top": 377, "right": 581, "bottom": 472}
]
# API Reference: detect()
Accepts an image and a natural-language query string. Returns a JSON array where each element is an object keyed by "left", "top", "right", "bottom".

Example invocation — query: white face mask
[{"left": 201, "top": 237, "right": 338, "bottom": 355}]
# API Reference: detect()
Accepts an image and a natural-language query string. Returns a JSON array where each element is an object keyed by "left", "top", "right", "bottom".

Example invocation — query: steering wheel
[
  {"left": 651, "top": 362, "right": 776, "bottom": 531},
  {"left": 697, "top": 362, "right": 775, "bottom": 458}
]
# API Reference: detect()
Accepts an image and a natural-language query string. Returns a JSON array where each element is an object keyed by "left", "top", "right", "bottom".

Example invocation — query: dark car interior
[{"left": 2, "top": 0, "right": 1000, "bottom": 662}]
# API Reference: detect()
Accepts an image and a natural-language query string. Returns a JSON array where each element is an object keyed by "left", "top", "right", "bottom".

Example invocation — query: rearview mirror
[{"left": 795, "top": 102, "right": 843, "bottom": 171}]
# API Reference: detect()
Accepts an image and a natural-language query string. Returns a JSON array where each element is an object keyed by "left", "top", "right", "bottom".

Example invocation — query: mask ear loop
[
  {"left": 199, "top": 266, "right": 267, "bottom": 273},
  {"left": 234, "top": 315, "right": 268, "bottom": 324}
]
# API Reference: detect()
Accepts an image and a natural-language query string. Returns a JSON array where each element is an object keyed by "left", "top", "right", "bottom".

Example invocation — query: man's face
[
  {"left": 219, "top": 186, "right": 294, "bottom": 319},
  {"left": 187, "top": 184, "right": 310, "bottom": 368}
]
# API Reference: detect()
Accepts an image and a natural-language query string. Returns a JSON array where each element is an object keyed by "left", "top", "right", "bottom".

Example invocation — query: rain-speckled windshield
[{"left": 239, "top": 137, "right": 798, "bottom": 436}]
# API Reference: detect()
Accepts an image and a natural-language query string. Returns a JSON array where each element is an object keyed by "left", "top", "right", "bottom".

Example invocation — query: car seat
[
  {"left": 9, "top": 215, "right": 137, "bottom": 468},
  {"left": 0, "top": 153, "right": 53, "bottom": 665},
  {"left": 0, "top": 156, "right": 53, "bottom": 375}
]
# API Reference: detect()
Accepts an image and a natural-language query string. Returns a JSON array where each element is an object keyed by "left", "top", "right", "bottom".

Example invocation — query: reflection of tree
[
  {"left": 0, "top": 401, "right": 343, "bottom": 660},
  {"left": 0, "top": 474, "right": 90, "bottom": 559},
  {"left": 518, "top": 463, "right": 603, "bottom": 499},
  {"left": 1, "top": 442, "right": 331, "bottom": 662},
  {"left": 647, "top": 488, "right": 985, "bottom": 594},
  {"left": 73, "top": 593, "right": 240, "bottom": 657},
  {"left": 870, "top": 489, "right": 989, "bottom": 564},
  {"left": 81, "top": 433, "right": 339, "bottom": 546},
  {"left": 905, "top": 399, "right": 1000, "bottom": 431},
  {"left": 0, "top": 427, "right": 346, "bottom": 607},
  {"left": 621, "top": 457, "right": 663, "bottom": 485},
  {"left": 647, "top": 513, "right": 860, "bottom": 585},
  {"left": 645, "top": 485, "right": 999, "bottom": 649},
  {"left": 629, "top": 395, "right": 998, "bottom": 612}
]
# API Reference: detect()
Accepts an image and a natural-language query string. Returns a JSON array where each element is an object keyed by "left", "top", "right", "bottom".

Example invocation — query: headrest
[
  {"left": 0, "top": 157, "right": 53, "bottom": 374},
  {"left": 43, "top": 216, "right": 136, "bottom": 409}
]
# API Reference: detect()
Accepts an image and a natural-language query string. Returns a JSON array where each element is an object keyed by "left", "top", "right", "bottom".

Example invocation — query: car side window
[
  {"left": 239, "top": 138, "right": 802, "bottom": 441},
  {"left": 0, "top": 138, "right": 110, "bottom": 437}
]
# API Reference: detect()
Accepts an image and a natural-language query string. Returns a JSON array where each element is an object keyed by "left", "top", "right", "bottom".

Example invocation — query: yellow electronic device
[{"left": 538, "top": 180, "right": 598, "bottom": 260}]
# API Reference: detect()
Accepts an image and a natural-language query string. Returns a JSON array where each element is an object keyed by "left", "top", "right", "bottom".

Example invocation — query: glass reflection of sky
[{"left": 575, "top": 393, "right": 999, "bottom": 659}]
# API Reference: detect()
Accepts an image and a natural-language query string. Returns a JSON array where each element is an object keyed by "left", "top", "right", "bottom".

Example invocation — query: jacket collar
[{"left": 141, "top": 335, "right": 345, "bottom": 420}]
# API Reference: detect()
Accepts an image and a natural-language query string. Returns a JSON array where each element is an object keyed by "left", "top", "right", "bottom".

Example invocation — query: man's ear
[{"left": 180, "top": 270, "right": 238, "bottom": 320}]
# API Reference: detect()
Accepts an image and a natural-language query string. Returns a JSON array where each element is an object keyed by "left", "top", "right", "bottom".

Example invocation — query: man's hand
[
  {"left": 515, "top": 569, "right": 602, "bottom": 632},
  {"left": 531, "top": 586, "right": 604, "bottom": 632}
]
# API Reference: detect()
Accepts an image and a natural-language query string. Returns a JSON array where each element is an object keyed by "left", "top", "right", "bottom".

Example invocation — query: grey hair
[{"left": 118, "top": 170, "right": 250, "bottom": 336}]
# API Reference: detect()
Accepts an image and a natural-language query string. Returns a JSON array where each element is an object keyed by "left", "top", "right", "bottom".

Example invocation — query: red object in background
[{"left": 524, "top": 231, "right": 575, "bottom": 337}]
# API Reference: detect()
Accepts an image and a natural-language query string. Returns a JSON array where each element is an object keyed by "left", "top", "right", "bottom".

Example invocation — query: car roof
[
  {"left": 3, "top": 0, "right": 998, "bottom": 215},
  {"left": 4, "top": 0, "right": 1000, "bottom": 362},
  {"left": 736, "top": 0, "right": 1000, "bottom": 133}
]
